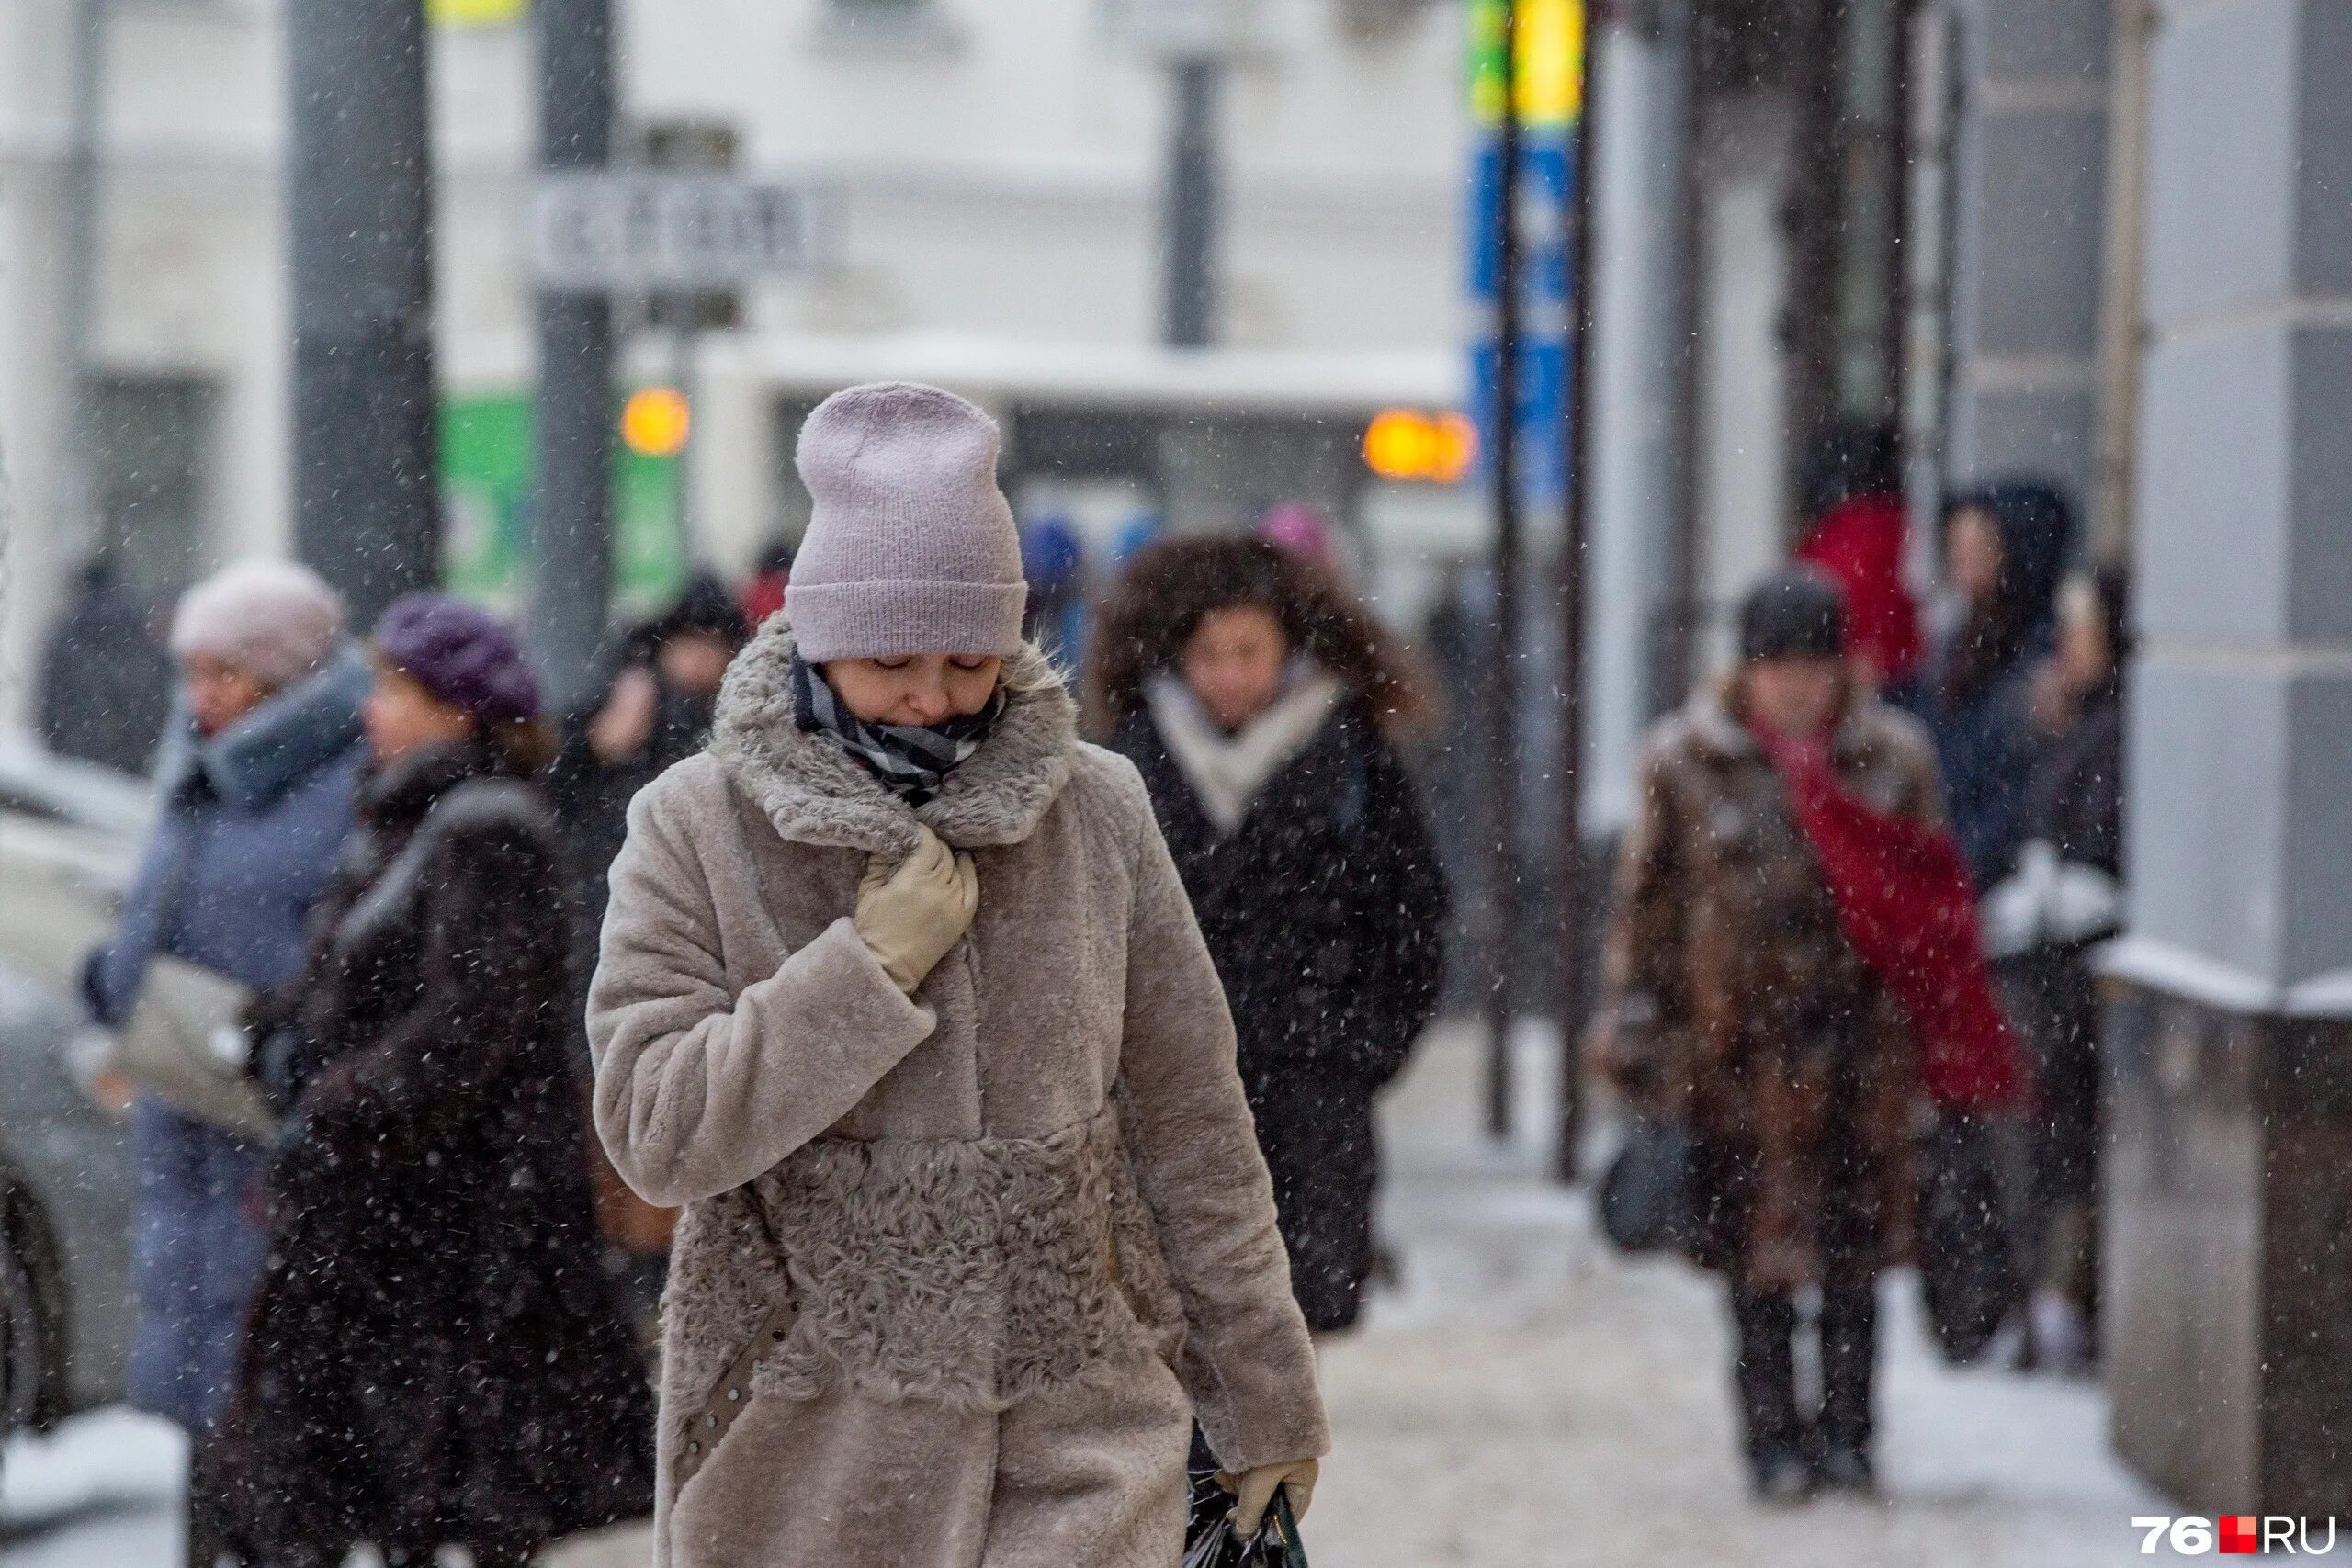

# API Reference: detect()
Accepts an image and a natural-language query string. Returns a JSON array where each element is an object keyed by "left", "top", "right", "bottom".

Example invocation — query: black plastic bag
[
  {"left": 1917, "top": 1109, "right": 2026, "bottom": 1363},
  {"left": 1183, "top": 1468, "right": 1309, "bottom": 1568},
  {"left": 1598, "top": 1111, "right": 1697, "bottom": 1255}
]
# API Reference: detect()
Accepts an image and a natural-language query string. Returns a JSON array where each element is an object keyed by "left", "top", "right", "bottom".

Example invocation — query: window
[
  {"left": 815, "top": 0, "right": 960, "bottom": 55},
  {"left": 88, "top": 375, "right": 218, "bottom": 603}
]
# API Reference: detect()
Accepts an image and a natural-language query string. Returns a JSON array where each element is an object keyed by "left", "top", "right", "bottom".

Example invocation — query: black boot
[
  {"left": 1813, "top": 1279, "right": 1880, "bottom": 1492},
  {"left": 1731, "top": 1285, "right": 1813, "bottom": 1504}
]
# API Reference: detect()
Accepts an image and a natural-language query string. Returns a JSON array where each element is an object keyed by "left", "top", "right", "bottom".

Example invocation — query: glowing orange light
[
  {"left": 1363, "top": 409, "right": 1477, "bottom": 483},
  {"left": 621, "top": 386, "right": 692, "bottom": 457},
  {"left": 1431, "top": 412, "right": 1478, "bottom": 483}
]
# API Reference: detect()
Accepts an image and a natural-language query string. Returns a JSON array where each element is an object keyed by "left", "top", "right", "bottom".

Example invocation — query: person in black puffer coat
[
  {"left": 1088, "top": 536, "right": 1449, "bottom": 1336},
  {"left": 1983, "top": 563, "right": 2130, "bottom": 1371},
  {"left": 220, "top": 594, "right": 652, "bottom": 1568}
]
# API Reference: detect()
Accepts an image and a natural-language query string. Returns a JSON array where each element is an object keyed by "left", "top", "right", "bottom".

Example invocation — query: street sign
[
  {"left": 1464, "top": 0, "right": 1583, "bottom": 508},
  {"left": 530, "top": 174, "right": 830, "bottom": 292},
  {"left": 1100, "top": 0, "right": 1260, "bottom": 59}
]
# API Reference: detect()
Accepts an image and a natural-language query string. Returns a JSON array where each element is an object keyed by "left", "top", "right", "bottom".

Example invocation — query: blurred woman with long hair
[{"left": 1088, "top": 536, "right": 1449, "bottom": 1337}]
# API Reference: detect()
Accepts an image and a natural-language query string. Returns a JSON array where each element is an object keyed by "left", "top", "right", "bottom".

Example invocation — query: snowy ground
[{"left": 3, "top": 1021, "right": 2164, "bottom": 1566}]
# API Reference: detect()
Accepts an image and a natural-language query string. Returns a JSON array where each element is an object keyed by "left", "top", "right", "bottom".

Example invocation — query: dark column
[
  {"left": 529, "top": 0, "right": 617, "bottom": 711},
  {"left": 2104, "top": 0, "right": 2352, "bottom": 1517},
  {"left": 1161, "top": 57, "right": 1222, "bottom": 349},
  {"left": 286, "top": 0, "right": 440, "bottom": 628}
]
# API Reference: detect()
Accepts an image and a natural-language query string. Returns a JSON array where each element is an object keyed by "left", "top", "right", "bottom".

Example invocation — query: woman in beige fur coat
[{"left": 588, "top": 382, "right": 1328, "bottom": 1568}]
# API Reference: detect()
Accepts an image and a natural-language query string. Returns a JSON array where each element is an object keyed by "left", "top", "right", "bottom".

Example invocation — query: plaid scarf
[{"left": 792, "top": 653, "right": 1007, "bottom": 807}]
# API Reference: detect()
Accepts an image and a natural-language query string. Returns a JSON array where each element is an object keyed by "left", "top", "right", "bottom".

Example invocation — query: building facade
[{"left": 0, "top": 0, "right": 1478, "bottom": 721}]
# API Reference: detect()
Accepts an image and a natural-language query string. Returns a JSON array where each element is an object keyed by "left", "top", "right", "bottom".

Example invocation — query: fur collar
[
  {"left": 1684, "top": 670, "right": 1884, "bottom": 768},
  {"left": 156, "top": 642, "right": 368, "bottom": 812},
  {"left": 709, "top": 616, "right": 1077, "bottom": 854}
]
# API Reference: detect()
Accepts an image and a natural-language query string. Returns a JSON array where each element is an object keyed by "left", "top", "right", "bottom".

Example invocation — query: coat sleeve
[
  {"left": 1339, "top": 740, "right": 1449, "bottom": 1089},
  {"left": 585, "top": 778, "right": 938, "bottom": 1207},
  {"left": 1112, "top": 767, "right": 1330, "bottom": 1473},
  {"left": 275, "top": 811, "right": 563, "bottom": 1180},
  {"left": 1592, "top": 739, "right": 1690, "bottom": 1092}
]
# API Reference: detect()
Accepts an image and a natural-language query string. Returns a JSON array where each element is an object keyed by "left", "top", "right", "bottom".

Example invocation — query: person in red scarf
[{"left": 1591, "top": 567, "right": 2020, "bottom": 1503}]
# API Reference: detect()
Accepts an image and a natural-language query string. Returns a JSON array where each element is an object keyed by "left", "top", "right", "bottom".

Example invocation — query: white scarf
[{"left": 1146, "top": 668, "right": 1343, "bottom": 837}]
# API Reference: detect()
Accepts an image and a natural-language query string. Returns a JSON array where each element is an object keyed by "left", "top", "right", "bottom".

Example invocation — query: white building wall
[{"left": 0, "top": 0, "right": 1471, "bottom": 724}]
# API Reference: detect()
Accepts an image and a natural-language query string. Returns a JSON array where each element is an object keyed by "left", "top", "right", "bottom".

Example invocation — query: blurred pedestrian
[
  {"left": 1794, "top": 425, "right": 1922, "bottom": 694},
  {"left": 1914, "top": 482, "right": 2075, "bottom": 888},
  {"left": 589, "top": 383, "right": 1326, "bottom": 1567},
  {"left": 1983, "top": 563, "right": 2131, "bottom": 1372},
  {"left": 1087, "top": 536, "right": 1448, "bottom": 1337},
  {"left": 221, "top": 593, "right": 652, "bottom": 1568},
  {"left": 1591, "top": 567, "right": 2018, "bottom": 1502},
  {"left": 741, "top": 539, "right": 793, "bottom": 630},
  {"left": 39, "top": 553, "right": 175, "bottom": 773},
  {"left": 79, "top": 559, "right": 369, "bottom": 1568},
  {"left": 1255, "top": 502, "right": 1342, "bottom": 579},
  {"left": 1021, "top": 513, "right": 1089, "bottom": 664},
  {"left": 548, "top": 572, "right": 747, "bottom": 1045}
]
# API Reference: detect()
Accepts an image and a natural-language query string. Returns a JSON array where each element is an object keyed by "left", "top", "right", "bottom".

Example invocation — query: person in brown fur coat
[
  {"left": 588, "top": 382, "right": 1327, "bottom": 1568},
  {"left": 1593, "top": 568, "right": 1946, "bottom": 1504}
]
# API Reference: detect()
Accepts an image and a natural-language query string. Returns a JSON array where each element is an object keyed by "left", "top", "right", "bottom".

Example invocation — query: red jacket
[{"left": 1799, "top": 495, "right": 1923, "bottom": 686}]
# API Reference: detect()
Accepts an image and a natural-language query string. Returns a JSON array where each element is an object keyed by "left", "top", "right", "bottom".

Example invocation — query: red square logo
[{"left": 2221, "top": 1516, "right": 2260, "bottom": 1554}]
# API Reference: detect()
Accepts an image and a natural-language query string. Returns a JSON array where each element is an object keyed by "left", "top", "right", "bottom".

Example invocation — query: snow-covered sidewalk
[
  {"left": 1309, "top": 1020, "right": 2161, "bottom": 1567},
  {"left": 5, "top": 1021, "right": 2163, "bottom": 1567}
]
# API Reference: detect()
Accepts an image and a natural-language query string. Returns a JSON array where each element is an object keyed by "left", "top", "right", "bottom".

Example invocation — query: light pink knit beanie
[
  {"left": 785, "top": 382, "right": 1027, "bottom": 662},
  {"left": 170, "top": 558, "right": 345, "bottom": 690}
]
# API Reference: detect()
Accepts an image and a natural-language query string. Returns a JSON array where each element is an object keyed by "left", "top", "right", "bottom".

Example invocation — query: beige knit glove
[
  {"left": 1219, "top": 1458, "right": 1318, "bottom": 1536},
  {"left": 854, "top": 826, "right": 978, "bottom": 994}
]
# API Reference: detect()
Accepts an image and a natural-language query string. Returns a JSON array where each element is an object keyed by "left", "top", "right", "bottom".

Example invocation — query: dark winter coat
[
  {"left": 221, "top": 739, "right": 653, "bottom": 1561},
  {"left": 1915, "top": 655, "right": 2038, "bottom": 890},
  {"left": 2020, "top": 695, "right": 2123, "bottom": 884},
  {"left": 546, "top": 670, "right": 718, "bottom": 1043},
  {"left": 39, "top": 562, "right": 174, "bottom": 775},
  {"left": 1597, "top": 678, "right": 1943, "bottom": 1292},
  {"left": 82, "top": 646, "right": 370, "bottom": 1432},
  {"left": 1110, "top": 692, "right": 1448, "bottom": 1332},
  {"left": 1916, "top": 480, "right": 2075, "bottom": 888}
]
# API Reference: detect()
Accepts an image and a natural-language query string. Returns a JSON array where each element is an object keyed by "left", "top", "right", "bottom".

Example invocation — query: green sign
[
  {"left": 440, "top": 391, "right": 685, "bottom": 615},
  {"left": 1467, "top": 0, "right": 1585, "bottom": 130}
]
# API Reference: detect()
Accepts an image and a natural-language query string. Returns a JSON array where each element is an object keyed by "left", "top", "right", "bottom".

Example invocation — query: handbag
[
  {"left": 1182, "top": 1468, "right": 1309, "bottom": 1568},
  {"left": 117, "top": 954, "right": 277, "bottom": 1137},
  {"left": 1916, "top": 1109, "right": 2027, "bottom": 1364},
  {"left": 1597, "top": 1110, "right": 1697, "bottom": 1255}
]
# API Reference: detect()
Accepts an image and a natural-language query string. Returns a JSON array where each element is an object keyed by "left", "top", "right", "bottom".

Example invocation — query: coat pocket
[{"left": 675, "top": 1294, "right": 798, "bottom": 1489}]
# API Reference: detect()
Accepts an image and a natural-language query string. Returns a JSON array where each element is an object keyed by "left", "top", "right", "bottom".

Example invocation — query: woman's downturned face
[
  {"left": 1181, "top": 604, "right": 1290, "bottom": 732},
  {"left": 825, "top": 654, "right": 1002, "bottom": 727}
]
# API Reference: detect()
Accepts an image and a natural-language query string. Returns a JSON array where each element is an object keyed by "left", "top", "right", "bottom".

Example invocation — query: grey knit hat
[{"left": 785, "top": 382, "right": 1027, "bottom": 662}]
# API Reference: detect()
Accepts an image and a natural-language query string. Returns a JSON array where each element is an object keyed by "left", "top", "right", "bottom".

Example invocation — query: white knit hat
[
  {"left": 170, "top": 559, "right": 345, "bottom": 690},
  {"left": 785, "top": 382, "right": 1027, "bottom": 662}
]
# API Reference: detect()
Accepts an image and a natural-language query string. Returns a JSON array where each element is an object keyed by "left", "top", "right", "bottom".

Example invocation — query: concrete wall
[
  {"left": 1939, "top": 0, "right": 2110, "bottom": 511},
  {"left": 2108, "top": 0, "right": 2352, "bottom": 1512},
  {"left": 2111, "top": 0, "right": 2352, "bottom": 1008}
]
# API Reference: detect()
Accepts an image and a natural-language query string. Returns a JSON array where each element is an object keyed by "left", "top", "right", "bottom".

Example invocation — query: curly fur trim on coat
[
  {"left": 708, "top": 616, "right": 1076, "bottom": 855},
  {"left": 660, "top": 1105, "right": 1185, "bottom": 1451}
]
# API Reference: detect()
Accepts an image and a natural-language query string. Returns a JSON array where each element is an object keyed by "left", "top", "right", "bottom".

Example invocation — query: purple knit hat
[
  {"left": 785, "top": 382, "right": 1027, "bottom": 662},
  {"left": 372, "top": 592, "right": 541, "bottom": 723}
]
